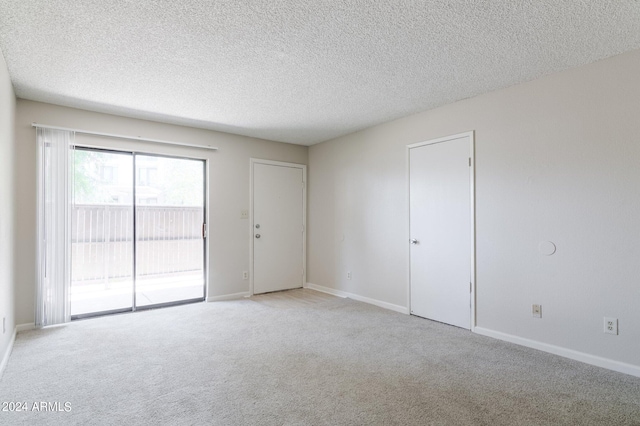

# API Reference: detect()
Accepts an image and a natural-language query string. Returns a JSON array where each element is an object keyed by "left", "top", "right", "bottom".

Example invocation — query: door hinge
[
  {"left": 468, "top": 157, "right": 471, "bottom": 167},
  {"left": 202, "top": 223, "right": 208, "bottom": 239}
]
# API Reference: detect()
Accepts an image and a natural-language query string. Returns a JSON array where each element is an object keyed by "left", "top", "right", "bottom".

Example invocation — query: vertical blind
[{"left": 35, "top": 127, "right": 74, "bottom": 327}]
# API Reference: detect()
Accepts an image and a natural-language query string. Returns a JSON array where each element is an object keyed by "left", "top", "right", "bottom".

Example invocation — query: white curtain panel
[{"left": 36, "top": 128, "right": 74, "bottom": 327}]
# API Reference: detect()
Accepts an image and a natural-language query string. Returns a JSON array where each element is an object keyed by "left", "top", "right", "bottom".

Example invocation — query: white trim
[
  {"left": 250, "top": 158, "right": 306, "bottom": 169},
  {"left": 0, "top": 329, "right": 17, "bottom": 379},
  {"left": 32, "top": 123, "right": 218, "bottom": 151},
  {"left": 206, "top": 292, "right": 251, "bottom": 302},
  {"left": 204, "top": 158, "right": 210, "bottom": 302},
  {"left": 250, "top": 158, "right": 307, "bottom": 296},
  {"left": 406, "top": 131, "right": 474, "bottom": 149},
  {"left": 0, "top": 323, "right": 33, "bottom": 377},
  {"left": 469, "top": 132, "right": 476, "bottom": 331},
  {"left": 305, "top": 283, "right": 410, "bottom": 315},
  {"left": 16, "top": 323, "right": 35, "bottom": 332},
  {"left": 474, "top": 327, "right": 640, "bottom": 378},
  {"left": 406, "top": 131, "right": 476, "bottom": 331}
]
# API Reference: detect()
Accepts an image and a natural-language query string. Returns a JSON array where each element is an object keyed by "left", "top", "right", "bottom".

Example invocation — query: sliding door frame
[{"left": 70, "top": 146, "right": 208, "bottom": 320}]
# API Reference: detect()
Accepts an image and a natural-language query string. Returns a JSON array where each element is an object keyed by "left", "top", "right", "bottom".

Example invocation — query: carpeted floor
[{"left": 1, "top": 289, "right": 639, "bottom": 425}]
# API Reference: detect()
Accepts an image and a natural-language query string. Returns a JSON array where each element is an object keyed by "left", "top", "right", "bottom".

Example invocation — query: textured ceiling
[{"left": 1, "top": 1, "right": 640, "bottom": 145}]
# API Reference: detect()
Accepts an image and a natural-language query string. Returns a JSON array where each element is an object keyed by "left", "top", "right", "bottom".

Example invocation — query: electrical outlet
[
  {"left": 532, "top": 304, "right": 542, "bottom": 318},
  {"left": 604, "top": 317, "right": 618, "bottom": 335},
  {"left": 240, "top": 210, "right": 249, "bottom": 219},
  {"left": 242, "top": 271, "right": 249, "bottom": 280},
  {"left": 347, "top": 271, "right": 352, "bottom": 280}
]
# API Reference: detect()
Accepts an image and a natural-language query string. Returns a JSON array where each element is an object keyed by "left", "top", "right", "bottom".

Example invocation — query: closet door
[{"left": 409, "top": 134, "right": 473, "bottom": 329}]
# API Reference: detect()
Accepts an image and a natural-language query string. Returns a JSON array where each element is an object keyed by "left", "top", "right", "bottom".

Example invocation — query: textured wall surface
[
  {"left": 0, "top": 49, "right": 15, "bottom": 366},
  {"left": 13, "top": 100, "right": 308, "bottom": 324},
  {"left": 308, "top": 49, "right": 640, "bottom": 369}
]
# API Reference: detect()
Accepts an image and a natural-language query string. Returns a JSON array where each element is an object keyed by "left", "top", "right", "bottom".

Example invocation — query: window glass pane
[
  {"left": 135, "top": 155, "right": 205, "bottom": 307},
  {"left": 70, "top": 149, "right": 134, "bottom": 316}
]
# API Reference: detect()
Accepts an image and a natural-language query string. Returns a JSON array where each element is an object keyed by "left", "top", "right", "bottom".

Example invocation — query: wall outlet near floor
[
  {"left": 242, "top": 271, "right": 249, "bottom": 280},
  {"left": 240, "top": 209, "right": 249, "bottom": 219},
  {"left": 347, "top": 271, "right": 352, "bottom": 280},
  {"left": 604, "top": 317, "right": 618, "bottom": 335},
  {"left": 532, "top": 304, "right": 542, "bottom": 318}
]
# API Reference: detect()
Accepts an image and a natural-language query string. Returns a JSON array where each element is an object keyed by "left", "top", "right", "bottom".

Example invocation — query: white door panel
[
  {"left": 410, "top": 136, "right": 471, "bottom": 329},
  {"left": 253, "top": 162, "right": 304, "bottom": 294}
]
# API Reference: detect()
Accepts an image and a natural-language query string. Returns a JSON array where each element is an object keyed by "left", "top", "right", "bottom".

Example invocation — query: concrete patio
[{"left": 70, "top": 272, "right": 205, "bottom": 315}]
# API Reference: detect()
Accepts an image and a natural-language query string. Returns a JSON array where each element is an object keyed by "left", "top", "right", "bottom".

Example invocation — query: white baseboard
[
  {"left": 16, "top": 323, "right": 35, "bottom": 332},
  {"left": 207, "top": 292, "right": 251, "bottom": 302},
  {"left": 305, "top": 283, "right": 410, "bottom": 315},
  {"left": 0, "top": 328, "right": 17, "bottom": 379},
  {"left": 1, "top": 322, "right": 40, "bottom": 377},
  {"left": 474, "top": 327, "right": 640, "bottom": 378}
]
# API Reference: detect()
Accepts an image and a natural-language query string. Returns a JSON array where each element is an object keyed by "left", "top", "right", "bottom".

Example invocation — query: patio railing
[{"left": 71, "top": 204, "right": 204, "bottom": 282}]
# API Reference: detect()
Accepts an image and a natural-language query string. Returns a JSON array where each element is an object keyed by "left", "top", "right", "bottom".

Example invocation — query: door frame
[
  {"left": 249, "top": 159, "right": 307, "bottom": 295},
  {"left": 131, "top": 151, "right": 208, "bottom": 311},
  {"left": 70, "top": 145, "right": 209, "bottom": 319},
  {"left": 406, "top": 131, "right": 476, "bottom": 330}
]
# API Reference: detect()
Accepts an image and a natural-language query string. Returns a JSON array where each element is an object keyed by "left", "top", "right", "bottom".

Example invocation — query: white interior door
[
  {"left": 252, "top": 161, "right": 305, "bottom": 294},
  {"left": 409, "top": 134, "right": 473, "bottom": 329}
]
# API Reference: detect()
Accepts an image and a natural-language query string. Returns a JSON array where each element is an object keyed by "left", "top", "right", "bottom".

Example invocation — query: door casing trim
[
  {"left": 249, "top": 158, "right": 307, "bottom": 296},
  {"left": 406, "top": 131, "right": 476, "bottom": 331}
]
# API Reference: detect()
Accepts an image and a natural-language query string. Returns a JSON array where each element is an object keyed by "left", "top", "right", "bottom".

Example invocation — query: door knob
[
  {"left": 255, "top": 234, "right": 261, "bottom": 239},
  {"left": 410, "top": 239, "right": 418, "bottom": 244}
]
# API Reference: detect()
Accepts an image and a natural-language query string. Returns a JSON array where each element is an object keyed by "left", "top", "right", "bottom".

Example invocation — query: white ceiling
[{"left": 1, "top": 1, "right": 640, "bottom": 145}]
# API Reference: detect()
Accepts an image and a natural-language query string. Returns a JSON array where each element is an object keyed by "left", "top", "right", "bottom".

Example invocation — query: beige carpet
[{"left": 1, "top": 289, "right": 639, "bottom": 425}]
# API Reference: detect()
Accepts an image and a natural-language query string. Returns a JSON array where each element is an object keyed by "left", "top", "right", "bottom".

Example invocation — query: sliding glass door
[
  {"left": 70, "top": 149, "right": 134, "bottom": 316},
  {"left": 70, "top": 148, "right": 206, "bottom": 318},
  {"left": 134, "top": 154, "right": 205, "bottom": 307}
]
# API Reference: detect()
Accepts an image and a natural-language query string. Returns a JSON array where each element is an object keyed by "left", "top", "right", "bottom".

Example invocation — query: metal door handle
[
  {"left": 255, "top": 234, "right": 261, "bottom": 239},
  {"left": 410, "top": 239, "right": 418, "bottom": 244}
]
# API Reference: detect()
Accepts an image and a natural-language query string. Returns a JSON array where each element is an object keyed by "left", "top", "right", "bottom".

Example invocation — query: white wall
[
  {"left": 14, "top": 100, "right": 307, "bottom": 325},
  {"left": 0, "top": 50, "right": 16, "bottom": 367},
  {"left": 308, "top": 49, "right": 640, "bottom": 371}
]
